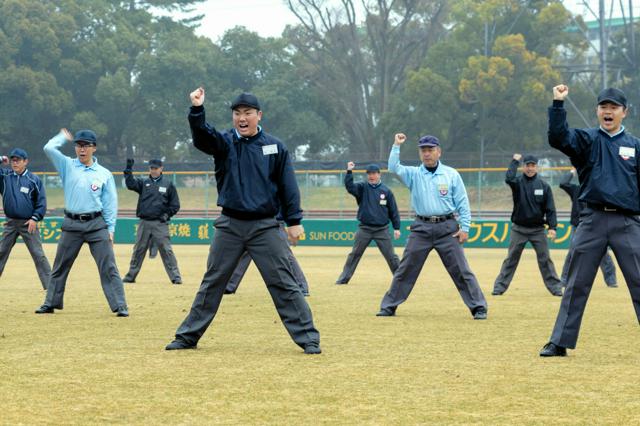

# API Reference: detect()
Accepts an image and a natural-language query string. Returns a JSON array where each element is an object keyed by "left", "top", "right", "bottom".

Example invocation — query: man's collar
[
  {"left": 599, "top": 125, "right": 625, "bottom": 138},
  {"left": 11, "top": 168, "right": 28, "bottom": 177},
  {"left": 73, "top": 157, "right": 98, "bottom": 169},
  {"left": 420, "top": 161, "right": 441, "bottom": 174},
  {"left": 233, "top": 125, "right": 262, "bottom": 140}
]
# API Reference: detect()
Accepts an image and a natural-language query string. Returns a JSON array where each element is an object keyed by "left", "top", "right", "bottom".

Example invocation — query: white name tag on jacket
[
  {"left": 20, "top": 186, "right": 29, "bottom": 194},
  {"left": 159, "top": 187, "right": 167, "bottom": 193},
  {"left": 619, "top": 146, "right": 635, "bottom": 158},
  {"left": 262, "top": 144, "right": 278, "bottom": 155},
  {"left": 534, "top": 189, "right": 544, "bottom": 196},
  {"left": 380, "top": 199, "right": 387, "bottom": 205}
]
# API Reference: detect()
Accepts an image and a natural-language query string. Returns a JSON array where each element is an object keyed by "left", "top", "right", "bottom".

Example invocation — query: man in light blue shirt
[
  {"left": 35, "top": 128, "right": 128, "bottom": 317},
  {"left": 377, "top": 133, "right": 488, "bottom": 319}
]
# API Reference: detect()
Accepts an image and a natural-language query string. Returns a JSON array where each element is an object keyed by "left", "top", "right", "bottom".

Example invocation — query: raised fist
[
  {"left": 394, "top": 133, "right": 406, "bottom": 145},
  {"left": 61, "top": 128, "right": 73, "bottom": 141},
  {"left": 190, "top": 87, "right": 205, "bottom": 107},
  {"left": 513, "top": 153, "right": 522, "bottom": 161},
  {"left": 347, "top": 161, "right": 355, "bottom": 171},
  {"left": 553, "top": 85, "right": 569, "bottom": 101}
]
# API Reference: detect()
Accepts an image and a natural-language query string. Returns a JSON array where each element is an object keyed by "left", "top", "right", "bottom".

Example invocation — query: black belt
[
  {"left": 585, "top": 203, "right": 636, "bottom": 215},
  {"left": 65, "top": 210, "right": 102, "bottom": 221},
  {"left": 416, "top": 213, "right": 455, "bottom": 223}
]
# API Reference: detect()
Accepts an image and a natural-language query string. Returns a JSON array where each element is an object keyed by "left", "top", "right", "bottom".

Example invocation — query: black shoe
[
  {"left": 123, "top": 277, "right": 135, "bottom": 284},
  {"left": 171, "top": 279, "right": 182, "bottom": 285},
  {"left": 491, "top": 288, "right": 505, "bottom": 296},
  {"left": 224, "top": 289, "right": 236, "bottom": 295},
  {"left": 165, "top": 340, "right": 197, "bottom": 350},
  {"left": 376, "top": 308, "right": 396, "bottom": 317},
  {"left": 472, "top": 306, "right": 488, "bottom": 320},
  {"left": 539, "top": 342, "right": 567, "bottom": 357},
  {"left": 304, "top": 344, "right": 322, "bottom": 355},
  {"left": 607, "top": 283, "right": 618, "bottom": 288},
  {"left": 550, "top": 287, "right": 563, "bottom": 297},
  {"left": 35, "top": 304, "right": 54, "bottom": 314},
  {"left": 335, "top": 280, "right": 348, "bottom": 285},
  {"left": 116, "top": 307, "right": 129, "bottom": 317}
]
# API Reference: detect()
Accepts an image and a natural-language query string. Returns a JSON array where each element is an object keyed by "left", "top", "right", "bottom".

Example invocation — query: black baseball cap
[
  {"left": 230, "top": 93, "right": 261, "bottom": 111},
  {"left": 523, "top": 154, "right": 538, "bottom": 164},
  {"left": 74, "top": 130, "right": 97, "bottom": 145},
  {"left": 417, "top": 135, "right": 440, "bottom": 147},
  {"left": 149, "top": 159, "right": 163, "bottom": 168},
  {"left": 366, "top": 164, "right": 381, "bottom": 173},
  {"left": 597, "top": 88, "right": 627, "bottom": 108}
]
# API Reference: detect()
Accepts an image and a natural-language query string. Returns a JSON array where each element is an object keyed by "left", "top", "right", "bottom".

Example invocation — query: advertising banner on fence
[{"left": 4, "top": 217, "right": 574, "bottom": 249}]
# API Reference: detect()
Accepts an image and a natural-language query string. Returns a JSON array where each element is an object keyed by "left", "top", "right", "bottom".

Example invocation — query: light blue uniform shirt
[
  {"left": 44, "top": 132, "right": 118, "bottom": 233},
  {"left": 388, "top": 145, "right": 472, "bottom": 232}
]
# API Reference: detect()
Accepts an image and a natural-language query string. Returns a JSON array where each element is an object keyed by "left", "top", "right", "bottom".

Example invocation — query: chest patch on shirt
[
  {"left": 438, "top": 184, "right": 449, "bottom": 196},
  {"left": 90, "top": 179, "right": 103, "bottom": 192},
  {"left": 619, "top": 146, "right": 635, "bottom": 160},
  {"left": 534, "top": 189, "right": 544, "bottom": 196},
  {"left": 158, "top": 186, "right": 167, "bottom": 193},
  {"left": 20, "top": 186, "right": 29, "bottom": 194},
  {"left": 262, "top": 144, "right": 278, "bottom": 155}
]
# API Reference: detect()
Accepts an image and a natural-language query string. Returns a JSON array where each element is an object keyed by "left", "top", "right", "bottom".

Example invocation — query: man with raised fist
[
  {"left": 122, "top": 158, "right": 182, "bottom": 285},
  {"left": 492, "top": 152, "right": 562, "bottom": 297},
  {"left": 540, "top": 85, "right": 640, "bottom": 357},
  {"left": 334, "top": 161, "right": 401, "bottom": 285},
  {"left": 376, "top": 133, "right": 488, "bottom": 320},
  {"left": 165, "top": 88, "right": 320, "bottom": 354}
]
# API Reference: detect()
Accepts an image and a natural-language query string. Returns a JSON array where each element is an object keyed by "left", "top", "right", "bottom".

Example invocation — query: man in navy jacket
[
  {"left": 0, "top": 148, "right": 50, "bottom": 290},
  {"left": 165, "top": 89, "right": 320, "bottom": 354},
  {"left": 335, "top": 162, "right": 401, "bottom": 285},
  {"left": 541, "top": 85, "right": 640, "bottom": 357}
]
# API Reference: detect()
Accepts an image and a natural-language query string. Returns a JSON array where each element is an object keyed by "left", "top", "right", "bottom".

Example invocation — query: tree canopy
[{"left": 0, "top": 0, "right": 636, "bottom": 167}]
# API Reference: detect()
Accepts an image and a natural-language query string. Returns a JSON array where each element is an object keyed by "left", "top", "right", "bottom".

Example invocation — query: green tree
[{"left": 285, "top": 0, "right": 450, "bottom": 158}]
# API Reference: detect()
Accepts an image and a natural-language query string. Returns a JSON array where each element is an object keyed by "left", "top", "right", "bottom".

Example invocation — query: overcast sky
[
  {"left": 187, "top": 0, "right": 640, "bottom": 43},
  {"left": 191, "top": 0, "right": 299, "bottom": 41}
]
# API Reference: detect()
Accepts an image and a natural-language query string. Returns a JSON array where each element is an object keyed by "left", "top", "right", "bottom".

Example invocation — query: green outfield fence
[
  {"left": 2, "top": 166, "right": 577, "bottom": 248},
  {"left": 2, "top": 218, "right": 574, "bottom": 249}
]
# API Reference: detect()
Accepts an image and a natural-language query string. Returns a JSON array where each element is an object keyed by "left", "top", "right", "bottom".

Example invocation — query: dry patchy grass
[{"left": 1, "top": 244, "right": 639, "bottom": 425}]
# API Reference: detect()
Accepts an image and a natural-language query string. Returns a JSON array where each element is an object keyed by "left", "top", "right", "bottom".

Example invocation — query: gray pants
[
  {"left": 561, "top": 232, "right": 616, "bottom": 286},
  {"left": 43, "top": 216, "right": 127, "bottom": 312},
  {"left": 379, "top": 218, "right": 487, "bottom": 314},
  {"left": 174, "top": 215, "right": 319, "bottom": 348},
  {"left": 493, "top": 224, "right": 562, "bottom": 294},
  {"left": 0, "top": 218, "right": 51, "bottom": 289},
  {"left": 550, "top": 209, "right": 640, "bottom": 349},
  {"left": 124, "top": 219, "right": 181, "bottom": 282},
  {"left": 225, "top": 229, "right": 309, "bottom": 295},
  {"left": 336, "top": 224, "right": 400, "bottom": 284}
]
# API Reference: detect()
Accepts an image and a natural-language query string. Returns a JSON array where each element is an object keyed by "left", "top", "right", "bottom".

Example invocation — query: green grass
[{"left": 2, "top": 245, "right": 637, "bottom": 424}]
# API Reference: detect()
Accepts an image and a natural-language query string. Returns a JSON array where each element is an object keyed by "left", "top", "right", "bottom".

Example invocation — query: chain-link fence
[{"left": 34, "top": 166, "right": 575, "bottom": 220}]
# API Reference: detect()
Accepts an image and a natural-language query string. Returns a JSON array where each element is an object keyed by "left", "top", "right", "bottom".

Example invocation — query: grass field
[{"left": 1, "top": 244, "right": 639, "bottom": 424}]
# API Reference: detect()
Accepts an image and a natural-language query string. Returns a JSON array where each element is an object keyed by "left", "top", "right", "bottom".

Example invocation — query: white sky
[
  {"left": 187, "top": 0, "right": 640, "bottom": 43},
  {"left": 192, "top": 0, "right": 300, "bottom": 41}
]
